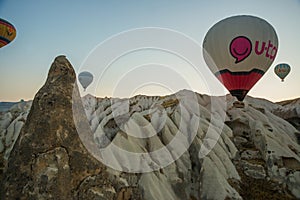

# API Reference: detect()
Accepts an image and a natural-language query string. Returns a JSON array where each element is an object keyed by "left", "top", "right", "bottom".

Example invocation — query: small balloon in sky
[
  {"left": 203, "top": 15, "right": 278, "bottom": 102},
  {"left": 0, "top": 18, "right": 16, "bottom": 48},
  {"left": 78, "top": 71, "right": 93, "bottom": 91},
  {"left": 274, "top": 63, "right": 290, "bottom": 82}
]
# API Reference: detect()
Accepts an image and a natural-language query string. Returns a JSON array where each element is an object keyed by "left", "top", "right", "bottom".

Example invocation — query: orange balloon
[{"left": 0, "top": 18, "right": 16, "bottom": 48}]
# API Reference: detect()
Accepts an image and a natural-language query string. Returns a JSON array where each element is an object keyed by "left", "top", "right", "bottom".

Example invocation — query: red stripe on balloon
[
  {"left": 0, "top": 20, "right": 16, "bottom": 30},
  {"left": 0, "top": 40, "right": 8, "bottom": 45},
  {"left": 216, "top": 71, "right": 263, "bottom": 91}
]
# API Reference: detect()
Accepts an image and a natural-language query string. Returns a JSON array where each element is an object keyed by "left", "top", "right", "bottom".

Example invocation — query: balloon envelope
[
  {"left": 274, "top": 63, "right": 290, "bottom": 82},
  {"left": 78, "top": 71, "right": 93, "bottom": 90},
  {"left": 0, "top": 18, "right": 16, "bottom": 48},
  {"left": 203, "top": 15, "right": 278, "bottom": 101}
]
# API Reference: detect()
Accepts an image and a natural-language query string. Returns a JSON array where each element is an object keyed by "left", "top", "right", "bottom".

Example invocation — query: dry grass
[
  {"left": 161, "top": 99, "right": 179, "bottom": 108},
  {"left": 246, "top": 158, "right": 266, "bottom": 166},
  {"left": 229, "top": 167, "right": 297, "bottom": 200}
]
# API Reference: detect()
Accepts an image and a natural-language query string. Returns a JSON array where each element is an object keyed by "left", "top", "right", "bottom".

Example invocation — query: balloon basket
[{"left": 233, "top": 101, "right": 245, "bottom": 108}]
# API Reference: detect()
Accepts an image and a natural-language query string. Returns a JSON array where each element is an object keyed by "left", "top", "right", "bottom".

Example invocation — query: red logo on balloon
[{"left": 230, "top": 36, "right": 252, "bottom": 63}]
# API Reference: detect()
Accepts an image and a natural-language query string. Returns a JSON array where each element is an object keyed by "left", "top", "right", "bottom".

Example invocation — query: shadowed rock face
[
  {"left": 1, "top": 56, "right": 139, "bottom": 200},
  {"left": 272, "top": 98, "right": 300, "bottom": 143}
]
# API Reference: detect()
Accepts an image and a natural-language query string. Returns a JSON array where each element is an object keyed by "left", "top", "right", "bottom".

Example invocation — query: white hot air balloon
[
  {"left": 203, "top": 15, "right": 278, "bottom": 101},
  {"left": 78, "top": 71, "right": 93, "bottom": 91}
]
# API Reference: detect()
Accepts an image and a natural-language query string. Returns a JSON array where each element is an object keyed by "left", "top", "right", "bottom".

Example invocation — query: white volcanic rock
[
  {"left": 1, "top": 91, "right": 300, "bottom": 199},
  {"left": 226, "top": 99, "right": 300, "bottom": 199},
  {"left": 200, "top": 156, "right": 242, "bottom": 200},
  {"left": 73, "top": 92, "right": 300, "bottom": 199},
  {"left": 139, "top": 172, "right": 178, "bottom": 200},
  {"left": 241, "top": 160, "right": 266, "bottom": 179},
  {"left": 0, "top": 101, "right": 31, "bottom": 158},
  {"left": 0, "top": 112, "right": 13, "bottom": 131}
]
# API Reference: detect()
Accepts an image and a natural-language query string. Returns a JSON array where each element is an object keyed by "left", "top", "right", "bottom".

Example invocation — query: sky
[{"left": 0, "top": 0, "right": 299, "bottom": 102}]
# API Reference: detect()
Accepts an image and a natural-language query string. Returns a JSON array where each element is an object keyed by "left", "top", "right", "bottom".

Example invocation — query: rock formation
[
  {"left": 274, "top": 98, "right": 300, "bottom": 133},
  {"left": 1, "top": 56, "right": 140, "bottom": 199},
  {"left": 1, "top": 55, "right": 300, "bottom": 199}
]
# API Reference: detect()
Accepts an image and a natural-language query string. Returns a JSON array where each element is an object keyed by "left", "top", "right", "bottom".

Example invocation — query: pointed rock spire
[{"left": 2, "top": 56, "right": 104, "bottom": 199}]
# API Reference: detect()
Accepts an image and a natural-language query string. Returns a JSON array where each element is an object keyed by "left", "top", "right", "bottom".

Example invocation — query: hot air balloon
[
  {"left": 0, "top": 18, "right": 16, "bottom": 48},
  {"left": 203, "top": 15, "right": 278, "bottom": 101},
  {"left": 274, "top": 63, "right": 290, "bottom": 82},
  {"left": 78, "top": 71, "right": 93, "bottom": 91}
]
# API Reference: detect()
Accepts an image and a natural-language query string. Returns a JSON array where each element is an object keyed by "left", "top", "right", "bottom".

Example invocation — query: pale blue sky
[{"left": 0, "top": 0, "right": 299, "bottom": 101}]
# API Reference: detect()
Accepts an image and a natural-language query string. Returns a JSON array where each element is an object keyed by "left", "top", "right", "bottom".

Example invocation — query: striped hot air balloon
[
  {"left": 274, "top": 63, "right": 290, "bottom": 82},
  {"left": 0, "top": 18, "right": 16, "bottom": 48},
  {"left": 203, "top": 15, "right": 278, "bottom": 101}
]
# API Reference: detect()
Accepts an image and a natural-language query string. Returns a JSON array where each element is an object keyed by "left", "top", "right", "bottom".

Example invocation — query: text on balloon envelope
[{"left": 230, "top": 36, "right": 277, "bottom": 63}]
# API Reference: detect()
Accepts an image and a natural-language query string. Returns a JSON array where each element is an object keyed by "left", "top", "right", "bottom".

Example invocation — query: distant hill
[{"left": 0, "top": 102, "right": 17, "bottom": 112}]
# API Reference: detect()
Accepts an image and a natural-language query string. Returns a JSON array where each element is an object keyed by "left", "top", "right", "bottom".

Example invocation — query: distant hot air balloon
[
  {"left": 274, "top": 63, "right": 290, "bottom": 82},
  {"left": 78, "top": 71, "right": 93, "bottom": 91},
  {"left": 0, "top": 18, "right": 16, "bottom": 48},
  {"left": 203, "top": 15, "right": 278, "bottom": 101}
]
